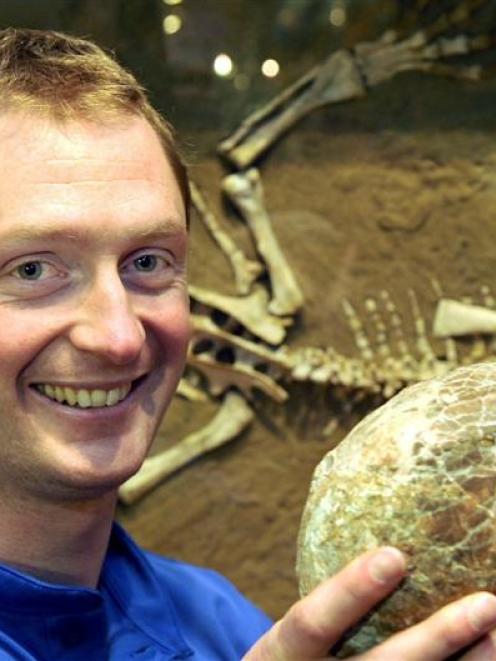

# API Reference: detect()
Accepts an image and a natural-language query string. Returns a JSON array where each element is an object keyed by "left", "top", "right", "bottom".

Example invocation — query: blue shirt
[{"left": 0, "top": 523, "right": 272, "bottom": 660}]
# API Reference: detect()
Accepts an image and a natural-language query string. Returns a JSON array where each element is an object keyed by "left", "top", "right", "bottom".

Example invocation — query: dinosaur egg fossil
[{"left": 297, "top": 361, "right": 496, "bottom": 657}]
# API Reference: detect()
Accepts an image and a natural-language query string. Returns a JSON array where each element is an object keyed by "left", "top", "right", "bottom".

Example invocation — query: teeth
[
  {"left": 54, "top": 386, "right": 65, "bottom": 403},
  {"left": 64, "top": 387, "right": 77, "bottom": 406},
  {"left": 35, "top": 382, "right": 133, "bottom": 408},
  {"left": 90, "top": 389, "right": 107, "bottom": 407},
  {"left": 77, "top": 389, "right": 91, "bottom": 408},
  {"left": 105, "top": 388, "right": 120, "bottom": 407}
]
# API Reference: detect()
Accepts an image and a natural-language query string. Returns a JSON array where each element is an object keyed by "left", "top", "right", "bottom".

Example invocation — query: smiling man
[
  {"left": 0, "top": 27, "right": 496, "bottom": 661},
  {"left": 0, "top": 28, "right": 272, "bottom": 659}
]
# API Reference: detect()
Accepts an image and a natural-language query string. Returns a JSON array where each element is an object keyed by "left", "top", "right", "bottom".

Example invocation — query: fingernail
[
  {"left": 368, "top": 547, "right": 406, "bottom": 584},
  {"left": 468, "top": 594, "right": 496, "bottom": 632}
]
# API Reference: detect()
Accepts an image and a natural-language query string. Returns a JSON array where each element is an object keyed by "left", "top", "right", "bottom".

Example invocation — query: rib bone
[
  {"left": 222, "top": 168, "right": 304, "bottom": 317},
  {"left": 188, "top": 353, "right": 288, "bottom": 403},
  {"left": 118, "top": 391, "right": 254, "bottom": 505},
  {"left": 191, "top": 314, "right": 291, "bottom": 370},
  {"left": 190, "top": 181, "right": 262, "bottom": 294}
]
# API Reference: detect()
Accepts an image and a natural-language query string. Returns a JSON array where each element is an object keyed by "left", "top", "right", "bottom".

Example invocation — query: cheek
[
  {"left": 150, "top": 297, "right": 191, "bottom": 361},
  {"left": 0, "top": 312, "right": 58, "bottom": 378}
]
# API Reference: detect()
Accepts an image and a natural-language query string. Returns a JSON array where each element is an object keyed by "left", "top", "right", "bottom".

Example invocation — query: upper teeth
[{"left": 36, "top": 383, "right": 132, "bottom": 408}]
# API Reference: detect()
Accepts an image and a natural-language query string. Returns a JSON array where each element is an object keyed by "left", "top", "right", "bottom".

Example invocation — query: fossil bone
[
  {"left": 218, "top": 49, "right": 365, "bottom": 168},
  {"left": 191, "top": 314, "right": 291, "bottom": 371},
  {"left": 433, "top": 298, "right": 496, "bottom": 337},
  {"left": 118, "top": 391, "right": 254, "bottom": 505},
  {"left": 190, "top": 181, "right": 262, "bottom": 294},
  {"left": 189, "top": 283, "right": 291, "bottom": 345},
  {"left": 188, "top": 353, "right": 288, "bottom": 403},
  {"left": 176, "top": 378, "right": 209, "bottom": 402},
  {"left": 189, "top": 315, "right": 290, "bottom": 401},
  {"left": 222, "top": 169, "right": 304, "bottom": 317}
]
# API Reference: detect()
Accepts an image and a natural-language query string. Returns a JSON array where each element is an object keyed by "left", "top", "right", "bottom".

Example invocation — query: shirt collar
[{"left": 0, "top": 522, "right": 191, "bottom": 658}]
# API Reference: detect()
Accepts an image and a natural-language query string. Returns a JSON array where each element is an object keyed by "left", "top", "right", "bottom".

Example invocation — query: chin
[
  {"left": 49, "top": 464, "right": 140, "bottom": 500},
  {"left": 44, "top": 438, "right": 150, "bottom": 499}
]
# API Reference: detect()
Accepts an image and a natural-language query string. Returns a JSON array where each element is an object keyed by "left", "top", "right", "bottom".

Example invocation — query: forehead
[{"left": 0, "top": 112, "right": 186, "bottom": 239}]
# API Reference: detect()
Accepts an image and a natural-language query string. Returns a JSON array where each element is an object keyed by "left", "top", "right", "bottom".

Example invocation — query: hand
[{"left": 244, "top": 547, "right": 496, "bottom": 660}]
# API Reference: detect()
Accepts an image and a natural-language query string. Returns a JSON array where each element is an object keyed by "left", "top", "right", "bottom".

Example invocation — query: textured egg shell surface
[{"left": 296, "top": 362, "right": 496, "bottom": 657}]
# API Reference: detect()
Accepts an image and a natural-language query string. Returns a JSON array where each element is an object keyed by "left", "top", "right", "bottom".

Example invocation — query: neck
[{"left": 0, "top": 491, "right": 117, "bottom": 588}]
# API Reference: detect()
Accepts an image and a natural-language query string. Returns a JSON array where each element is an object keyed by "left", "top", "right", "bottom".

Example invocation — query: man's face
[{"left": 0, "top": 112, "right": 190, "bottom": 500}]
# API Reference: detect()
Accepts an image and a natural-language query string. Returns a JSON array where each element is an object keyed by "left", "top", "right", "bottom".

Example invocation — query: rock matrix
[{"left": 297, "top": 361, "right": 496, "bottom": 657}]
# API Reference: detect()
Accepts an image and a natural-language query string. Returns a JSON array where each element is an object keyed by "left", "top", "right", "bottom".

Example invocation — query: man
[{"left": 0, "top": 27, "right": 494, "bottom": 660}]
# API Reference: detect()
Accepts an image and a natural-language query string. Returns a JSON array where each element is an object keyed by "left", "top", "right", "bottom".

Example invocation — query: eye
[
  {"left": 134, "top": 254, "right": 158, "bottom": 272},
  {"left": 121, "top": 250, "right": 177, "bottom": 291},
  {"left": 15, "top": 260, "right": 48, "bottom": 280},
  {"left": 0, "top": 255, "right": 69, "bottom": 299}
]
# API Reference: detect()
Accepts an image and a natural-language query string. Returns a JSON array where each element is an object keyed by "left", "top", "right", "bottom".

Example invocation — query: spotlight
[
  {"left": 329, "top": 5, "right": 346, "bottom": 27},
  {"left": 163, "top": 14, "right": 182, "bottom": 35},
  {"left": 261, "top": 59, "right": 280, "bottom": 78},
  {"left": 213, "top": 53, "right": 234, "bottom": 77}
]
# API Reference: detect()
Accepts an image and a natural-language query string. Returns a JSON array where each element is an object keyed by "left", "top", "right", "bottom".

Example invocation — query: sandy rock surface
[{"left": 297, "top": 361, "right": 496, "bottom": 657}]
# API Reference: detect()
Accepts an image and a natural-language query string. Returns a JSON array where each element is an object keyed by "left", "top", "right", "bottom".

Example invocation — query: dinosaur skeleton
[{"left": 118, "top": 0, "right": 496, "bottom": 504}]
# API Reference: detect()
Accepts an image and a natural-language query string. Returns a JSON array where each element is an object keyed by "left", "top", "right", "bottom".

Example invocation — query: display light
[
  {"left": 329, "top": 3, "right": 346, "bottom": 27},
  {"left": 261, "top": 59, "right": 280, "bottom": 78},
  {"left": 163, "top": 14, "right": 182, "bottom": 35},
  {"left": 163, "top": 0, "right": 183, "bottom": 6},
  {"left": 213, "top": 53, "right": 234, "bottom": 77}
]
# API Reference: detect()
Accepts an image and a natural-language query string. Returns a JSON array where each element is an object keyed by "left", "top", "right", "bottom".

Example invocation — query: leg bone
[
  {"left": 218, "top": 50, "right": 365, "bottom": 168},
  {"left": 222, "top": 168, "right": 304, "bottom": 317},
  {"left": 190, "top": 181, "right": 262, "bottom": 294}
]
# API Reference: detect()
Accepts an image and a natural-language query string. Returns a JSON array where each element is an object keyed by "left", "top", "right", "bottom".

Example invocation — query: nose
[{"left": 69, "top": 272, "right": 146, "bottom": 365}]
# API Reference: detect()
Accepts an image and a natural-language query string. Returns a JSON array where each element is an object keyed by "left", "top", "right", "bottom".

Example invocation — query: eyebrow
[{"left": 1, "top": 217, "right": 187, "bottom": 245}]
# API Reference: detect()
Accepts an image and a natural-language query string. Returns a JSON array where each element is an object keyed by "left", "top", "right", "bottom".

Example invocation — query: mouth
[{"left": 30, "top": 375, "right": 147, "bottom": 409}]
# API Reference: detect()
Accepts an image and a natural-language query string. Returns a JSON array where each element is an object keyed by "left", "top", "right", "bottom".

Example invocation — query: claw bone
[
  {"left": 222, "top": 168, "right": 304, "bottom": 317},
  {"left": 118, "top": 391, "right": 254, "bottom": 505},
  {"left": 190, "top": 181, "right": 262, "bottom": 295}
]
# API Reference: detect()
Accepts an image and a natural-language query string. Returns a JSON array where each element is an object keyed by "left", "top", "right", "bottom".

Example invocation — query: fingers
[
  {"left": 243, "top": 546, "right": 406, "bottom": 660},
  {"left": 461, "top": 631, "right": 496, "bottom": 661},
  {"left": 365, "top": 592, "right": 496, "bottom": 661}
]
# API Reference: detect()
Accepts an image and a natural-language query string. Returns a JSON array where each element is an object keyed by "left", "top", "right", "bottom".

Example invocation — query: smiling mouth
[{"left": 32, "top": 377, "right": 146, "bottom": 409}]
